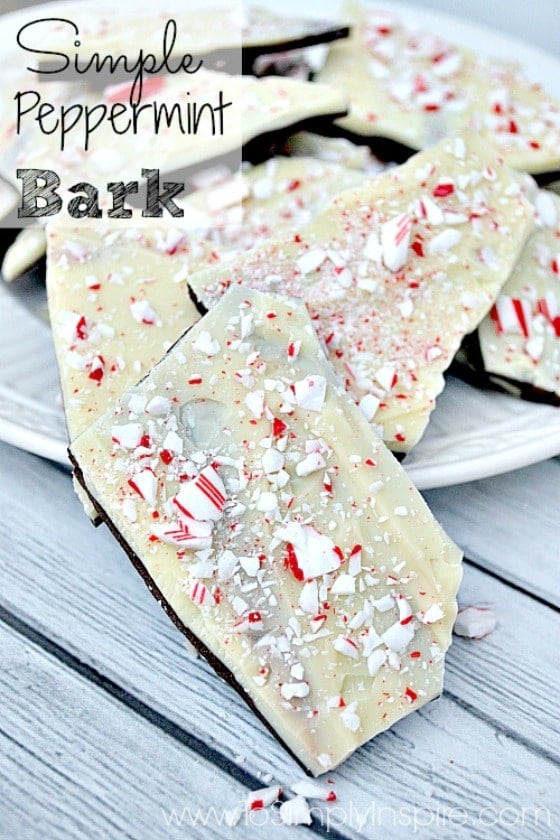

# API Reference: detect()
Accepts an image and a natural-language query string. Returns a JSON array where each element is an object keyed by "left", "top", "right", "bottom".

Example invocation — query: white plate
[{"left": 1, "top": 0, "right": 560, "bottom": 489}]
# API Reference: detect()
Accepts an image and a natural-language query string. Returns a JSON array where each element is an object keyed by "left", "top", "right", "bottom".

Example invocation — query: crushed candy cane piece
[
  {"left": 129, "top": 300, "right": 160, "bottom": 326},
  {"left": 299, "top": 580, "right": 319, "bottom": 614},
  {"left": 296, "top": 452, "right": 327, "bottom": 477},
  {"left": 297, "top": 248, "right": 327, "bottom": 274},
  {"left": 333, "top": 635, "right": 360, "bottom": 659},
  {"left": 246, "top": 786, "right": 282, "bottom": 812},
  {"left": 189, "top": 581, "right": 216, "bottom": 607},
  {"left": 381, "top": 213, "right": 411, "bottom": 272},
  {"left": 146, "top": 396, "right": 170, "bottom": 416},
  {"left": 293, "top": 375, "right": 327, "bottom": 411},
  {"left": 152, "top": 517, "right": 213, "bottom": 550},
  {"left": 112, "top": 423, "right": 143, "bottom": 449},
  {"left": 128, "top": 469, "right": 157, "bottom": 506},
  {"left": 276, "top": 523, "right": 342, "bottom": 578},
  {"left": 419, "top": 603, "right": 445, "bottom": 624},
  {"left": 340, "top": 701, "right": 361, "bottom": 732},
  {"left": 454, "top": 606, "right": 497, "bottom": 639},
  {"left": 281, "top": 682, "right": 310, "bottom": 700},
  {"left": 174, "top": 465, "right": 226, "bottom": 522},
  {"left": 367, "top": 648, "right": 387, "bottom": 677},
  {"left": 192, "top": 330, "right": 221, "bottom": 356}
]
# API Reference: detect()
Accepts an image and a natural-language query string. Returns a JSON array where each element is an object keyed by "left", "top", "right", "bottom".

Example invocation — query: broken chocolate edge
[
  {"left": 68, "top": 448, "right": 315, "bottom": 776},
  {"left": 305, "top": 123, "right": 417, "bottom": 165},
  {"left": 241, "top": 25, "right": 351, "bottom": 74},
  {"left": 451, "top": 332, "right": 560, "bottom": 407}
]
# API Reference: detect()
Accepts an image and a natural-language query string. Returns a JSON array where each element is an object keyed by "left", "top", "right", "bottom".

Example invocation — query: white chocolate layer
[
  {"left": 71, "top": 285, "right": 462, "bottom": 775},
  {"left": 189, "top": 133, "right": 535, "bottom": 452},
  {"left": 478, "top": 191, "right": 560, "bottom": 398},
  {"left": 317, "top": 3, "right": 560, "bottom": 174}
]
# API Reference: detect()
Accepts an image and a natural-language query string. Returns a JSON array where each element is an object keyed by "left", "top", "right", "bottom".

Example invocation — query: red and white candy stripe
[
  {"left": 234, "top": 611, "right": 264, "bottom": 634},
  {"left": 537, "top": 295, "right": 560, "bottom": 337},
  {"left": 490, "top": 296, "right": 531, "bottom": 337},
  {"left": 277, "top": 523, "right": 343, "bottom": 579},
  {"left": 381, "top": 213, "right": 412, "bottom": 272},
  {"left": 174, "top": 465, "right": 226, "bottom": 522},
  {"left": 127, "top": 469, "right": 157, "bottom": 506},
  {"left": 333, "top": 635, "right": 360, "bottom": 659},
  {"left": 152, "top": 517, "right": 213, "bottom": 550},
  {"left": 189, "top": 581, "right": 216, "bottom": 607}
]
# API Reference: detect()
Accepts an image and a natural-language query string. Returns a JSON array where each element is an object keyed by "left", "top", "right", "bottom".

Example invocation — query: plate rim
[{"left": 1, "top": 0, "right": 560, "bottom": 488}]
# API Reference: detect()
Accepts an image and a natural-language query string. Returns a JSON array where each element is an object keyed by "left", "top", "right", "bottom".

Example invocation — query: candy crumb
[
  {"left": 279, "top": 796, "right": 312, "bottom": 826},
  {"left": 224, "top": 805, "right": 243, "bottom": 827},
  {"left": 246, "top": 785, "right": 282, "bottom": 812},
  {"left": 291, "top": 779, "right": 337, "bottom": 801},
  {"left": 454, "top": 606, "right": 497, "bottom": 639}
]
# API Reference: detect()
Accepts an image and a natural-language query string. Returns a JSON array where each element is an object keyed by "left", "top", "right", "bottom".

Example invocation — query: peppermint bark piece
[
  {"left": 6, "top": 155, "right": 363, "bottom": 283},
  {"left": 70, "top": 286, "right": 462, "bottom": 775},
  {"left": 46, "top": 226, "right": 201, "bottom": 441},
  {"left": 46, "top": 160, "right": 367, "bottom": 518},
  {"left": 475, "top": 191, "right": 560, "bottom": 402},
  {"left": 316, "top": 4, "right": 560, "bottom": 174},
  {"left": 189, "top": 133, "right": 535, "bottom": 453}
]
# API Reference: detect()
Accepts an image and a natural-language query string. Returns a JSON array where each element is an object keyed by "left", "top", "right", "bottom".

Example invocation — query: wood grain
[
  {"left": 424, "top": 459, "right": 560, "bottom": 608},
  {"left": 0, "top": 443, "right": 558, "bottom": 838},
  {"left": 0, "top": 621, "right": 299, "bottom": 840}
]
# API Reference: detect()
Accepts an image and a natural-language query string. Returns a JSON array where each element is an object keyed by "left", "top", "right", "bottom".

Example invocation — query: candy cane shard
[
  {"left": 46, "top": 225, "right": 202, "bottom": 521},
  {"left": 475, "top": 190, "right": 560, "bottom": 402},
  {"left": 188, "top": 132, "right": 535, "bottom": 453},
  {"left": 70, "top": 286, "right": 462, "bottom": 775},
  {"left": 316, "top": 1, "right": 560, "bottom": 174}
]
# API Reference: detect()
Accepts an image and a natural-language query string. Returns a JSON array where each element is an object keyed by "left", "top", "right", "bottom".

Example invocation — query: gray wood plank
[
  {"left": 424, "top": 459, "right": 560, "bottom": 607},
  {"left": 1, "top": 611, "right": 557, "bottom": 840},
  {"left": 0, "top": 442, "right": 558, "bottom": 838},
  {"left": 0, "top": 621, "right": 301, "bottom": 840}
]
